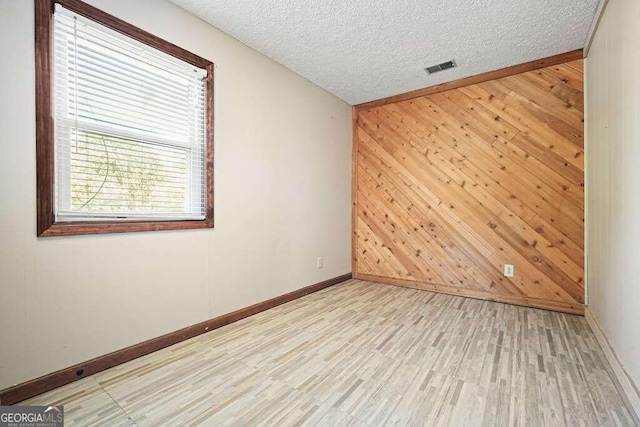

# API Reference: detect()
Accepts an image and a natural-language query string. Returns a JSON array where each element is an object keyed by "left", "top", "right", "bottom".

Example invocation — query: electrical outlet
[
  {"left": 317, "top": 257, "right": 324, "bottom": 269},
  {"left": 504, "top": 264, "right": 515, "bottom": 278}
]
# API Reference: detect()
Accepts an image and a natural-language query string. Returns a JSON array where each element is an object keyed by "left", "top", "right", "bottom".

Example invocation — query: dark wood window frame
[{"left": 35, "top": 0, "right": 214, "bottom": 237}]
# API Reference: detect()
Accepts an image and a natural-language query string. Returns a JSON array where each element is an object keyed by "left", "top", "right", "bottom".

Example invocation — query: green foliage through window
[{"left": 70, "top": 131, "right": 188, "bottom": 213}]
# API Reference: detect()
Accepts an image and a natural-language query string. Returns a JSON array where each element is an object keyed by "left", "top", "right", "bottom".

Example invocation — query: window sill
[{"left": 38, "top": 218, "right": 214, "bottom": 237}]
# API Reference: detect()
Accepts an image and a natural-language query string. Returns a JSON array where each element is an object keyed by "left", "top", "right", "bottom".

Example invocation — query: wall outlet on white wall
[
  {"left": 317, "top": 257, "right": 324, "bottom": 269},
  {"left": 504, "top": 264, "right": 515, "bottom": 277}
]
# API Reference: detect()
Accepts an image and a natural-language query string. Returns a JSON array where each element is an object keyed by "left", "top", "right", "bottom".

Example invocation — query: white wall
[
  {"left": 586, "top": 0, "right": 640, "bottom": 391},
  {"left": 0, "top": 0, "right": 352, "bottom": 390}
]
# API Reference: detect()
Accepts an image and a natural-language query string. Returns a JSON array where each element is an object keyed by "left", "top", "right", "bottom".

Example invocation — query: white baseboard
[{"left": 585, "top": 308, "right": 640, "bottom": 423}]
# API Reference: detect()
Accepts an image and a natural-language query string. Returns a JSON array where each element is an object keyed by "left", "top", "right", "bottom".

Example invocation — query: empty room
[{"left": 0, "top": 0, "right": 639, "bottom": 425}]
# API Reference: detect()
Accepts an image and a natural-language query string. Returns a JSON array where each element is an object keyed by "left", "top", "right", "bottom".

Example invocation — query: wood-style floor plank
[{"left": 20, "top": 280, "right": 635, "bottom": 426}]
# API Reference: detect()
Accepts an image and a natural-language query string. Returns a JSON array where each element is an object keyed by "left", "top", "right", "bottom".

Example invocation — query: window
[{"left": 35, "top": 0, "right": 213, "bottom": 236}]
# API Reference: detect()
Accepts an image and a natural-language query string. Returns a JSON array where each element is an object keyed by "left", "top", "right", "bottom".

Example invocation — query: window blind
[{"left": 53, "top": 5, "right": 207, "bottom": 222}]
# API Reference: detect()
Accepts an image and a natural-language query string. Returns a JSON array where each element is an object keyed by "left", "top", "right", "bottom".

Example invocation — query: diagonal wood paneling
[{"left": 353, "top": 59, "right": 584, "bottom": 314}]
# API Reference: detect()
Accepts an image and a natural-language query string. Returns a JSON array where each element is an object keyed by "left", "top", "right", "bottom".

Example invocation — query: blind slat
[
  {"left": 53, "top": 51, "right": 201, "bottom": 110},
  {"left": 56, "top": 120, "right": 204, "bottom": 150}
]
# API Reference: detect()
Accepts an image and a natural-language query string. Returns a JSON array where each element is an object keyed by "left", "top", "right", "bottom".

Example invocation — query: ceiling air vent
[{"left": 425, "top": 60, "right": 457, "bottom": 74}]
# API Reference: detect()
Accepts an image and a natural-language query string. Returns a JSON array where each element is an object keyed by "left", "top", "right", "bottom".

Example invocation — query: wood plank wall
[{"left": 352, "top": 58, "right": 584, "bottom": 314}]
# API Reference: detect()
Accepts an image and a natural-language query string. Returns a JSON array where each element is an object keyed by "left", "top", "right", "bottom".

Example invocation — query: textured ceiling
[{"left": 170, "top": 0, "right": 599, "bottom": 105}]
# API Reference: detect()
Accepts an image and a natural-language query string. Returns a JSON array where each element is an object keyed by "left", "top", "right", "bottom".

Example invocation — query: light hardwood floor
[{"left": 21, "top": 280, "right": 637, "bottom": 426}]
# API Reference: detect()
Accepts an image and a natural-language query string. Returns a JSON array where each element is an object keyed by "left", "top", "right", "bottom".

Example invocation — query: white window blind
[{"left": 53, "top": 5, "right": 208, "bottom": 222}]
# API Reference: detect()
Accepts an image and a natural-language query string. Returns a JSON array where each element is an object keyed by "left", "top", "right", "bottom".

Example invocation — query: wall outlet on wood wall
[{"left": 504, "top": 264, "right": 515, "bottom": 278}]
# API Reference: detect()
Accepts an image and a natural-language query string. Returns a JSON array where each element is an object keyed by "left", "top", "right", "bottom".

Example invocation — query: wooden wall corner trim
[
  {"left": 0, "top": 273, "right": 352, "bottom": 405},
  {"left": 358, "top": 274, "right": 585, "bottom": 315},
  {"left": 585, "top": 308, "right": 640, "bottom": 423},
  {"left": 354, "top": 49, "right": 583, "bottom": 110},
  {"left": 351, "top": 106, "right": 359, "bottom": 276}
]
